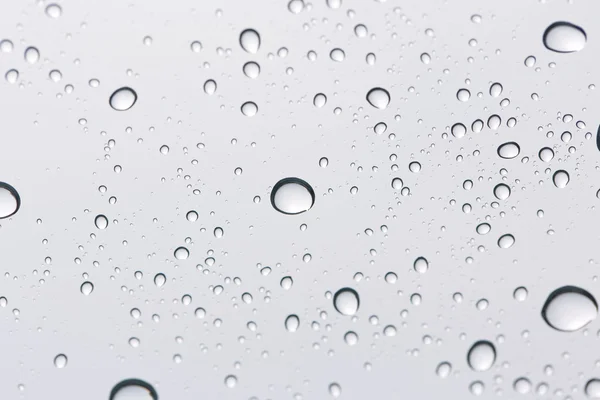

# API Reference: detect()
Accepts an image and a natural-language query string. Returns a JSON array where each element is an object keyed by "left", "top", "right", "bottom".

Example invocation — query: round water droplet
[
  {"left": 471, "top": 119, "right": 484, "bottom": 133},
  {"left": 543, "top": 21, "right": 586, "bottom": 53},
  {"left": 451, "top": 123, "right": 467, "bottom": 138},
  {"left": 497, "top": 142, "right": 520, "bottom": 159},
  {"left": 271, "top": 177, "right": 315, "bottom": 215},
  {"left": 243, "top": 62, "right": 260, "bottom": 79},
  {"left": 333, "top": 287, "right": 360, "bottom": 316},
  {"left": 94, "top": 214, "right": 108, "bottom": 229},
  {"left": 80, "top": 281, "right": 94, "bottom": 295},
  {"left": 5, "top": 69, "right": 18, "bottom": 84},
  {"left": 476, "top": 223, "right": 491, "bottom": 235},
  {"left": 225, "top": 375, "right": 237, "bottom": 388},
  {"left": 467, "top": 340, "right": 496, "bottom": 372},
  {"left": 374, "top": 122, "right": 387, "bottom": 135},
  {"left": 174, "top": 247, "right": 189, "bottom": 260},
  {"left": 514, "top": 378, "right": 532, "bottom": 394},
  {"left": 489, "top": 82, "right": 503, "bottom": 98},
  {"left": 326, "top": 0, "right": 342, "bottom": 9},
  {"left": 414, "top": 257, "right": 429, "bottom": 274},
  {"left": 53, "top": 354, "right": 67, "bottom": 368},
  {"left": 239, "top": 29, "right": 261, "bottom": 54},
  {"left": 288, "top": 0, "right": 304, "bottom": 13},
  {"left": 366, "top": 87, "right": 390, "bottom": 109},
  {"left": 241, "top": 101, "right": 258, "bottom": 117},
  {"left": 319, "top": 157, "right": 329, "bottom": 167},
  {"left": 154, "top": 273, "right": 166, "bottom": 288},
  {"left": 553, "top": 170, "right": 570, "bottom": 188},
  {"left": 470, "top": 381, "right": 485, "bottom": 396},
  {"left": 24, "top": 47, "right": 40, "bottom": 64},
  {"left": 391, "top": 178, "right": 403, "bottom": 190},
  {"left": 285, "top": 314, "right": 300, "bottom": 332},
  {"left": 585, "top": 379, "right": 600, "bottom": 398},
  {"left": 314, "top": 93, "right": 327, "bottom": 108},
  {"left": 45, "top": 3, "right": 62, "bottom": 18},
  {"left": 109, "top": 87, "right": 137, "bottom": 111},
  {"left": 498, "top": 234, "right": 515, "bottom": 248},
  {"left": 539, "top": 147, "right": 554, "bottom": 162},
  {"left": 329, "top": 48, "right": 345, "bottom": 62},
  {"left": 329, "top": 382, "right": 342, "bottom": 398},
  {"left": 0, "top": 183, "right": 20, "bottom": 219},
  {"left": 514, "top": 287, "right": 528, "bottom": 302},
  {"left": 186, "top": 210, "right": 198, "bottom": 222},
  {"left": 109, "top": 379, "right": 158, "bottom": 400},
  {"left": 541, "top": 286, "right": 597, "bottom": 332},
  {"left": 487, "top": 115, "right": 501, "bottom": 130},
  {"left": 457, "top": 89, "right": 471, "bottom": 102},
  {"left": 204, "top": 79, "right": 217, "bottom": 95},
  {"left": 493, "top": 183, "right": 511, "bottom": 200},
  {"left": 190, "top": 41, "right": 202, "bottom": 52}
]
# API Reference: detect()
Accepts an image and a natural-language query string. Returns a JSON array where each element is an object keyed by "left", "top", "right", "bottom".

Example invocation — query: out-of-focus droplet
[
  {"left": 109, "top": 87, "right": 137, "bottom": 111},
  {"left": 497, "top": 142, "right": 520, "bottom": 159},
  {"left": 109, "top": 379, "right": 158, "bottom": 400},
  {"left": 45, "top": 3, "right": 62, "bottom": 18},
  {"left": 552, "top": 170, "right": 570, "bottom": 188},
  {"left": 585, "top": 379, "right": 600, "bottom": 398},
  {"left": 94, "top": 214, "right": 108, "bottom": 229},
  {"left": 53, "top": 354, "right": 67, "bottom": 368},
  {"left": 470, "top": 381, "right": 485, "bottom": 396},
  {"left": 24, "top": 47, "right": 40, "bottom": 64},
  {"left": 498, "top": 234, "right": 515, "bottom": 248},
  {"left": 241, "top": 101, "right": 258, "bottom": 117},
  {"left": 190, "top": 41, "right": 202, "bottom": 52},
  {"left": 239, "top": 29, "right": 261, "bottom": 54},
  {"left": 329, "top": 382, "right": 342, "bottom": 398},
  {"left": 467, "top": 340, "right": 496, "bottom": 372},
  {"left": 333, "top": 288, "right": 360, "bottom": 316},
  {"left": 80, "top": 281, "right": 94, "bottom": 295},
  {"left": 541, "top": 286, "right": 597, "bottom": 332},
  {"left": 366, "top": 87, "right": 390, "bottom": 109},
  {"left": 271, "top": 177, "right": 315, "bottom": 215},
  {"left": 0, "top": 183, "right": 20, "bottom": 219},
  {"left": 288, "top": 0, "right": 305, "bottom": 14},
  {"left": 420, "top": 52, "right": 431, "bottom": 64},
  {"left": 543, "top": 21, "right": 586, "bottom": 53},
  {"left": 225, "top": 375, "right": 238, "bottom": 388},
  {"left": 436, "top": 362, "right": 452, "bottom": 378},
  {"left": 514, "top": 378, "right": 532, "bottom": 394},
  {"left": 285, "top": 314, "right": 300, "bottom": 332},
  {"left": 326, "top": 0, "right": 342, "bottom": 9},
  {"left": 174, "top": 247, "right": 189, "bottom": 260},
  {"left": 5, "top": 69, "right": 18, "bottom": 84}
]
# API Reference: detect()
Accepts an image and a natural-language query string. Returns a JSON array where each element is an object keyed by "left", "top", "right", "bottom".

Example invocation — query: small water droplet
[
  {"left": 80, "top": 281, "right": 94, "bottom": 295},
  {"left": 53, "top": 354, "right": 67, "bottom": 368},
  {"left": 204, "top": 79, "right": 217, "bottom": 95},
  {"left": 154, "top": 273, "right": 166, "bottom": 288},
  {"left": 493, "top": 183, "right": 511, "bottom": 200},
  {"left": 45, "top": 3, "right": 62, "bottom": 18},
  {"left": 329, "top": 382, "right": 342, "bottom": 398},
  {"left": 539, "top": 147, "right": 555, "bottom": 162},
  {"left": 436, "top": 362, "right": 452, "bottom": 378},
  {"left": 489, "top": 82, "right": 503, "bottom": 98},
  {"left": 24, "top": 47, "right": 40, "bottom": 64},
  {"left": 414, "top": 257, "right": 429, "bottom": 274},
  {"left": 329, "top": 48, "right": 345, "bottom": 62},
  {"left": 94, "top": 214, "right": 108, "bottom": 229}
]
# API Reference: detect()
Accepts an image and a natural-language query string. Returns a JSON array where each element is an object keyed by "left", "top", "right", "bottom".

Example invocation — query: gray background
[{"left": 0, "top": 0, "right": 599, "bottom": 398}]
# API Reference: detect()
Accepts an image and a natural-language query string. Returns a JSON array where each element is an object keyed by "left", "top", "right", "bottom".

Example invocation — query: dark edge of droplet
[
  {"left": 109, "top": 87, "right": 137, "bottom": 111},
  {"left": 333, "top": 287, "right": 360, "bottom": 315},
  {"left": 466, "top": 340, "right": 496, "bottom": 371},
  {"left": 0, "top": 182, "right": 20, "bottom": 219},
  {"left": 596, "top": 124, "right": 600, "bottom": 152},
  {"left": 270, "top": 177, "right": 315, "bottom": 215},
  {"left": 109, "top": 378, "right": 158, "bottom": 400},
  {"left": 543, "top": 21, "right": 587, "bottom": 54},
  {"left": 541, "top": 285, "right": 598, "bottom": 332}
]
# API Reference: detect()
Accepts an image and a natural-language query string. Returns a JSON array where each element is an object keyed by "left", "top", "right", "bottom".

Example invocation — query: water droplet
[
  {"left": 552, "top": 170, "right": 570, "bottom": 188},
  {"left": 469, "top": 381, "right": 485, "bottom": 396},
  {"left": 541, "top": 286, "right": 597, "bottom": 332},
  {"left": 159, "top": 145, "right": 169, "bottom": 155},
  {"left": 514, "top": 287, "right": 528, "bottom": 302},
  {"left": 271, "top": 177, "right": 315, "bottom": 215},
  {"left": 471, "top": 119, "right": 484, "bottom": 133},
  {"left": 241, "top": 101, "right": 258, "bottom": 117},
  {"left": 174, "top": 247, "right": 189, "bottom": 260},
  {"left": 94, "top": 214, "right": 108, "bottom": 229},
  {"left": 243, "top": 62, "right": 260, "bottom": 79},
  {"left": 333, "top": 288, "right": 360, "bottom": 316},
  {"left": 319, "top": 157, "right": 329, "bottom": 167},
  {"left": 524, "top": 55, "right": 536, "bottom": 67},
  {"left": 354, "top": 24, "right": 368, "bottom": 38},
  {"left": 330, "top": 48, "right": 345, "bottom": 62},
  {"left": 329, "top": 382, "right": 342, "bottom": 398},
  {"left": 344, "top": 331, "right": 359, "bottom": 345},
  {"left": 366, "top": 87, "right": 390, "bottom": 109},
  {"left": 285, "top": 314, "right": 300, "bottom": 332},
  {"left": 414, "top": 257, "right": 429, "bottom": 274},
  {"left": 109, "top": 87, "right": 137, "bottom": 111},
  {"left": 476, "top": 223, "right": 491, "bottom": 235},
  {"left": 467, "top": 340, "right": 496, "bottom": 372},
  {"left": 374, "top": 122, "right": 387, "bottom": 135},
  {"left": 457, "top": 89, "right": 471, "bottom": 102},
  {"left": 190, "top": 41, "right": 202, "bottom": 52},
  {"left": 391, "top": 177, "right": 403, "bottom": 190},
  {"left": 225, "top": 375, "right": 238, "bottom": 388},
  {"left": 80, "top": 281, "right": 94, "bottom": 295},
  {"left": 326, "top": 0, "right": 342, "bottom": 9},
  {"left": 436, "top": 362, "right": 452, "bottom": 378},
  {"left": 451, "top": 123, "right": 467, "bottom": 138},
  {"left": 54, "top": 354, "right": 67, "bottom": 368},
  {"left": 0, "top": 183, "right": 20, "bottom": 219},
  {"left": 186, "top": 210, "right": 198, "bottom": 222},
  {"left": 543, "top": 21, "right": 586, "bottom": 53},
  {"left": 420, "top": 52, "right": 431, "bottom": 64},
  {"left": 585, "top": 379, "right": 600, "bottom": 398},
  {"left": 497, "top": 142, "right": 520, "bottom": 159},
  {"left": 314, "top": 93, "right": 327, "bottom": 108},
  {"left": 539, "top": 147, "right": 555, "bottom": 162},
  {"left": 489, "top": 82, "right": 503, "bottom": 98},
  {"left": 109, "top": 379, "right": 158, "bottom": 400},
  {"left": 204, "top": 79, "right": 217, "bottom": 95},
  {"left": 493, "top": 183, "right": 511, "bottom": 200},
  {"left": 498, "top": 234, "right": 515, "bottom": 249},
  {"left": 487, "top": 114, "right": 501, "bottom": 130},
  {"left": 154, "top": 273, "right": 166, "bottom": 288},
  {"left": 45, "top": 3, "right": 62, "bottom": 18},
  {"left": 288, "top": 0, "right": 305, "bottom": 14},
  {"left": 0, "top": 39, "right": 13, "bottom": 53},
  {"left": 239, "top": 29, "right": 261, "bottom": 54},
  {"left": 24, "top": 47, "right": 40, "bottom": 64}
]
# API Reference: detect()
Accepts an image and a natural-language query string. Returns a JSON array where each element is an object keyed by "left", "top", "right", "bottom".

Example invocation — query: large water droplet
[
  {"left": 80, "top": 281, "right": 94, "bottom": 295},
  {"left": 467, "top": 340, "right": 496, "bottom": 372},
  {"left": 271, "top": 178, "right": 315, "bottom": 215},
  {"left": 414, "top": 257, "right": 429, "bottom": 274},
  {"left": 243, "top": 62, "right": 260, "bottom": 79},
  {"left": 543, "top": 22, "right": 586, "bottom": 53},
  {"left": 553, "top": 170, "right": 570, "bottom": 188},
  {"left": 239, "top": 29, "right": 261, "bottom": 54},
  {"left": 241, "top": 101, "right": 258, "bottom": 117},
  {"left": 329, "top": 48, "right": 345, "bottom": 62},
  {"left": 333, "top": 288, "right": 360, "bottom": 316},
  {"left": 0, "top": 183, "right": 20, "bottom": 219},
  {"left": 94, "top": 214, "right": 108, "bottom": 229},
  {"left": 497, "top": 142, "right": 520, "bottom": 159},
  {"left": 203, "top": 79, "right": 217, "bottom": 95},
  {"left": 109, "top": 87, "right": 137, "bottom": 111},
  {"left": 451, "top": 123, "right": 466, "bottom": 138},
  {"left": 366, "top": 87, "right": 390, "bottom": 109},
  {"left": 489, "top": 82, "right": 503, "bottom": 98},
  {"left": 539, "top": 147, "right": 554, "bottom": 162},
  {"left": 109, "top": 379, "right": 158, "bottom": 400},
  {"left": 498, "top": 234, "right": 515, "bottom": 248},
  {"left": 24, "top": 47, "right": 40, "bottom": 64},
  {"left": 313, "top": 93, "right": 327, "bottom": 108},
  {"left": 174, "top": 247, "right": 189, "bottom": 260},
  {"left": 586, "top": 379, "right": 600, "bottom": 398},
  {"left": 285, "top": 314, "right": 300, "bottom": 332},
  {"left": 541, "top": 286, "right": 597, "bottom": 332},
  {"left": 493, "top": 183, "right": 511, "bottom": 200}
]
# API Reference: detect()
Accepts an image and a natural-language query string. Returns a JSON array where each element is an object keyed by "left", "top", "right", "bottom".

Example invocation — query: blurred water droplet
[
  {"left": 45, "top": 4, "right": 62, "bottom": 18},
  {"left": 239, "top": 29, "right": 261, "bottom": 54},
  {"left": 552, "top": 170, "right": 570, "bottom": 188},
  {"left": 330, "top": 48, "right": 345, "bottom": 62},
  {"left": 271, "top": 178, "right": 315, "bottom": 215},
  {"left": 5, "top": 69, "right": 18, "bottom": 84},
  {"left": 288, "top": 0, "right": 305, "bottom": 14},
  {"left": 0, "top": 183, "right": 20, "bottom": 219},
  {"left": 436, "top": 362, "right": 452, "bottom": 378},
  {"left": 285, "top": 314, "right": 300, "bottom": 332},
  {"left": 225, "top": 375, "right": 238, "bottom": 388},
  {"left": 53, "top": 354, "right": 67, "bottom": 368},
  {"left": 585, "top": 379, "right": 600, "bottom": 398},
  {"left": 344, "top": 331, "right": 358, "bottom": 345},
  {"left": 329, "top": 382, "right": 342, "bottom": 398},
  {"left": 541, "top": 286, "right": 597, "bottom": 332},
  {"left": 190, "top": 41, "right": 202, "bottom": 52},
  {"left": 469, "top": 381, "right": 485, "bottom": 396},
  {"left": 543, "top": 21, "right": 586, "bottom": 53},
  {"left": 109, "top": 379, "right": 158, "bottom": 400},
  {"left": 109, "top": 87, "right": 137, "bottom": 111},
  {"left": 467, "top": 340, "right": 496, "bottom": 371},
  {"left": 366, "top": 87, "right": 390, "bottom": 109},
  {"left": 333, "top": 288, "right": 360, "bottom": 316}
]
